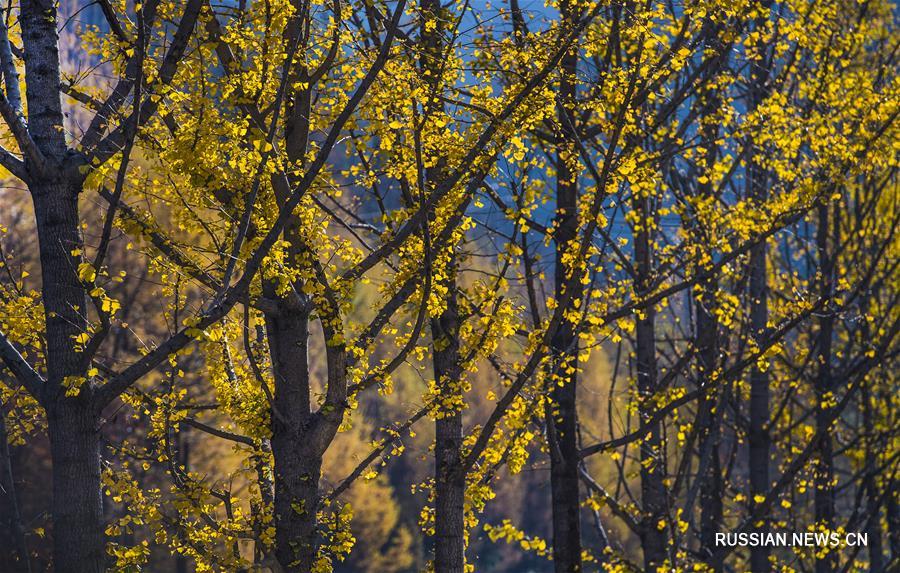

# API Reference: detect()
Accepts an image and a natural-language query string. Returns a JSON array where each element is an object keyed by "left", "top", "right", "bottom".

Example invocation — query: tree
[
  {"left": 0, "top": 1, "right": 203, "bottom": 570},
  {"left": 0, "top": 1, "right": 896, "bottom": 572}
]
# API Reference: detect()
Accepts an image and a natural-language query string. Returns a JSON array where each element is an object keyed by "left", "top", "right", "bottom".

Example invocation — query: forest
[{"left": 0, "top": 0, "right": 897, "bottom": 571}]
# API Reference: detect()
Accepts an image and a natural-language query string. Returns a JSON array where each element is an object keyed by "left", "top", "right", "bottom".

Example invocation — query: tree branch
[{"left": 0, "top": 329, "right": 43, "bottom": 400}]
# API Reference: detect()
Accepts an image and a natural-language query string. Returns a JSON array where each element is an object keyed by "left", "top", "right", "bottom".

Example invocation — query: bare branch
[
  {"left": 180, "top": 417, "right": 256, "bottom": 447},
  {"left": 0, "top": 11, "right": 23, "bottom": 116},
  {"left": 0, "top": 90, "right": 46, "bottom": 176},
  {"left": 0, "top": 328, "right": 43, "bottom": 400},
  {"left": 0, "top": 144, "right": 26, "bottom": 181}
]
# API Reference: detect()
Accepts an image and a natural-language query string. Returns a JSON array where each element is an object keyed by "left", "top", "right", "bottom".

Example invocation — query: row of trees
[{"left": 0, "top": 0, "right": 897, "bottom": 571}]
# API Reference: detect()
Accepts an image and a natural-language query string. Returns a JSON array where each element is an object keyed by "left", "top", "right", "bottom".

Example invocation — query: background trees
[{"left": 0, "top": 0, "right": 897, "bottom": 572}]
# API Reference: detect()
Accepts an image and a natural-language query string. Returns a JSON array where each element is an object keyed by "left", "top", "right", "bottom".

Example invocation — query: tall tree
[
  {"left": 746, "top": 4, "right": 774, "bottom": 571},
  {"left": 417, "top": 0, "right": 467, "bottom": 569},
  {"left": 813, "top": 201, "right": 837, "bottom": 573},
  {"left": 547, "top": 0, "right": 584, "bottom": 570},
  {"left": 0, "top": 1, "right": 203, "bottom": 569}
]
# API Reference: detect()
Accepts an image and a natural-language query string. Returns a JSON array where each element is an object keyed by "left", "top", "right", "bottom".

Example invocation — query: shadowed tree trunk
[
  {"left": 746, "top": 5, "right": 773, "bottom": 571},
  {"left": 432, "top": 274, "right": 465, "bottom": 573},
  {"left": 22, "top": 0, "right": 100, "bottom": 565},
  {"left": 862, "top": 381, "right": 885, "bottom": 573},
  {"left": 886, "top": 478, "right": 900, "bottom": 566},
  {"left": 417, "top": 1, "right": 466, "bottom": 569},
  {"left": 265, "top": 300, "right": 321, "bottom": 572},
  {"left": 265, "top": 7, "right": 336, "bottom": 566},
  {"left": 547, "top": 2, "right": 584, "bottom": 570},
  {"left": 634, "top": 188, "right": 666, "bottom": 571},
  {"left": 0, "top": 0, "right": 201, "bottom": 569},
  {"left": 814, "top": 203, "right": 836, "bottom": 573},
  {"left": 32, "top": 177, "right": 101, "bottom": 573},
  {"left": 696, "top": 274, "right": 723, "bottom": 569},
  {"left": 746, "top": 145, "right": 771, "bottom": 573},
  {"left": 47, "top": 403, "right": 103, "bottom": 573},
  {"left": 693, "top": 47, "right": 725, "bottom": 567}
]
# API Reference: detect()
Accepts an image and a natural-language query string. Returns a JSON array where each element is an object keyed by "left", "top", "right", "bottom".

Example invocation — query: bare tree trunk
[
  {"left": 634, "top": 193, "right": 666, "bottom": 571},
  {"left": 20, "top": 0, "right": 67, "bottom": 162},
  {"left": 32, "top": 178, "right": 101, "bottom": 573},
  {"left": 415, "top": 2, "right": 466, "bottom": 570},
  {"left": 47, "top": 405, "right": 104, "bottom": 573},
  {"left": 747, "top": 178, "right": 771, "bottom": 573},
  {"left": 863, "top": 386, "right": 885, "bottom": 573},
  {"left": 175, "top": 434, "right": 191, "bottom": 573},
  {"left": 696, "top": 276, "right": 723, "bottom": 568},
  {"left": 693, "top": 62, "right": 725, "bottom": 567},
  {"left": 265, "top": 303, "right": 322, "bottom": 573},
  {"left": 546, "top": 2, "right": 583, "bottom": 570},
  {"left": 432, "top": 274, "right": 465, "bottom": 573},
  {"left": 746, "top": 7, "right": 773, "bottom": 569},
  {"left": 814, "top": 203, "right": 836, "bottom": 573},
  {"left": 265, "top": 5, "right": 325, "bottom": 566},
  {"left": 857, "top": 213, "right": 885, "bottom": 573},
  {"left": 886, "top": 478, "right": 899, "bottom": 566},
  {"left": 18, "top": 0, "right": 104, "bottom": 566}
]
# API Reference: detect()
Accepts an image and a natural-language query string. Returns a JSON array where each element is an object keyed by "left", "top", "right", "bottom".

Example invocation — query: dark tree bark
[
  {"left": 47, "top": 404, "right": 104, "bottom": 573},
  {"left": 265, "top": 303, "right": 321, "bottom": 572},
  {"left": 0, "top": 0, "right": 201, "bottom": 568},
  {"left": 22, "top": 0, "right": 101, "bottom": 563},
  {"left": 230, "top": 0, "right": 404, "bottom": 566},
  {"left": 746, "top": 6, "right": 773, "bottom": 570},
  {"left": 415, "top": 2, "right": 467, "bottom": 570},
  {"left": 814, "top": 203, "right": 836, "bottom": 573},
  {"left": 261, "top": 264, "right": 350, "bottom": 573},
  {"left": 863, "top": 388, "right": 885, "bottom": 573},
  {"left": 695, "top": 62, "right": 727, "bottom": 569},
  {"left": 20, "top": 0, "right": 67, "bottom": 160},
  {"left": 546, "top": 2, "right": 584, "bottom": 571},
  {"left": 634, "top": 192, "right": 666, "bottom": 571},
  {"left": 696, "top": 278, "right": 723, "bottom": 567},
  {"left": 432, "top": 275, "right": 465, "bottom": 573},
  {"left": 886, "top": 478, "right": 900, "bottom": 565},
  {"left": 31, "top": 186, "right": 97, "bottom": 573},
  {"left": 746, "top": 154, "right": 771, "bottom": 573},
  {"left": 264, "top": 7, "right": 333, "bottom": 566}
]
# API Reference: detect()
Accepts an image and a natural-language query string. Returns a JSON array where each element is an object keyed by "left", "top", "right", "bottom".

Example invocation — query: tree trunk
[
  {"left": 866, "top": 462, "right": 885, "bottom": 573},
  {"left": 696, "top": 277, "right": 723, "bottom": 569},
  {"left": 22, "top": 0, "right": 104, "bottom": 560},
  {"left": 20, "top": 0, "right": 67, "bottom": 160},
  {"left": 48, "top": 405, "right": 104, "bottom": 573},
  {"left": 271, "top": 444, "right": 322, "bottom": 573},
  {"left": 266, "top": 304, "right": 320, "bottom": 572},
  {"left": 746, "top": 6, "right": 773, "bottom": 566},
  {"left": 31, "top": 183, "right": 87, "bottom": 387},
  {"left": 434, "top": 411, "right": 464, "bottom": 573},
  {"left": 32, "top": 177, "right": 99, "bottom": 573},
  {"left": 747, "top": 199, "right": 771, "bottom": 573},
  {"left": 547, "top": 2, "right": 583, "bottom": 569},
  {"left": 885, "top": 479, "right": 899, "bottom": 567},
  {"left": 862, "top": 382, "right": 885, "bottom": 573},
  {"left": 634, "top": 194, "right": 666, "bottom": 571},
  {"left": 546, "top": 372, "right": 581, "bottom": 573},
  {"left": 814, "top": 203, "right": 836, "bottom": 573},
  {"left": 432, "top": 274, "right": 465, "bottom": 573},
  {"left": 694, "top": 71, "right": 724, "bottom": 569},
  {"left": 418, "top": 2, "right": 466, "bottom": 570}
]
